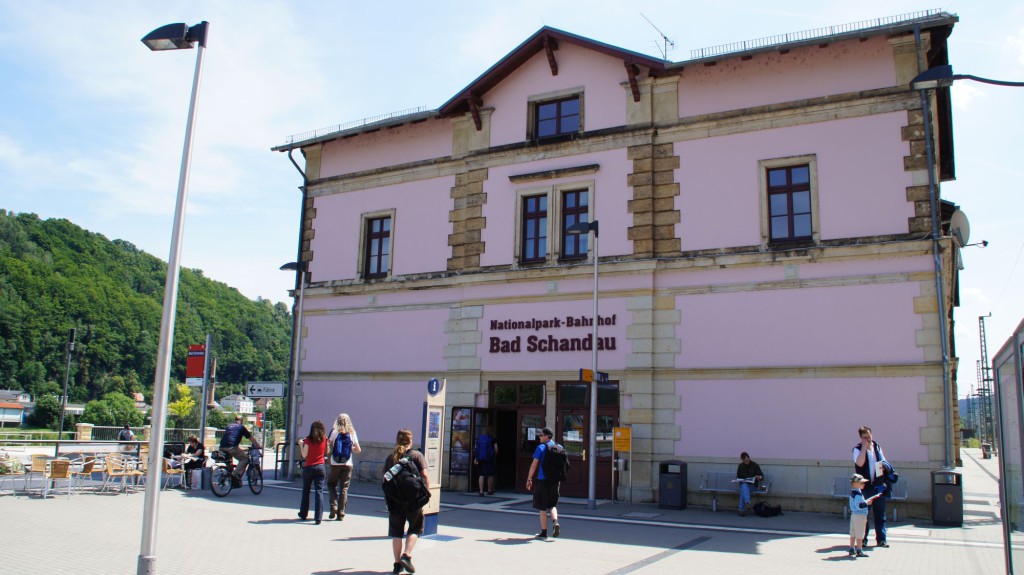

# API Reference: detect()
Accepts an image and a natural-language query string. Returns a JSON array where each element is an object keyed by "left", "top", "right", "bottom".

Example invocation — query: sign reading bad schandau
[{"left": 488, "top": 314, "right": 617, "bottom": 353}]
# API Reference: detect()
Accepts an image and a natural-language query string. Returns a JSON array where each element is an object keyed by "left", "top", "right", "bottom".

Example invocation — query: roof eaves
[
  {"left": 438, "top": 26, "right": 665, "bottom": 116},
  {"left": 272, "top": 108, "right": 439, "bottom": 152}
]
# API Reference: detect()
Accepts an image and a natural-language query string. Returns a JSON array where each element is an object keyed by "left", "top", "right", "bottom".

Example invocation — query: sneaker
[
  {"left": 392, "top": 562, "right": 403, "bottom": 574},
  {"left": 399, "top": 554, "right": 415, "bottom": 573},
  {"left": 876, "top": 541, "right": 889, "bottom": 548},
  {"left": 478, "top": 491, "right": 485, "bottom": 497},
  {"left": 329, "top": 511, "right": 337, "bottom": 519},
  {"left": 551, "top": 523, "right": 560, "bottom": 538},
  {"left": 848, "top": 548, "right": 856, "bottom": 557},
  {"left": 535, "top": 531, "right": 548, "bottom": 540},
  {"left": 856, "top": 550, "right": 869, "bottom": 558}
]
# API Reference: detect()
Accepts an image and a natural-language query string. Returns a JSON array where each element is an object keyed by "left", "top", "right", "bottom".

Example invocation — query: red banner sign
[{"left": 186, "top": 345, "right": 206, "bottom": 379}]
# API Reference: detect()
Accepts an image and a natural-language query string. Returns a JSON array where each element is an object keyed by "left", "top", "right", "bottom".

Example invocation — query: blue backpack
[
  {"left": 475, "top": 435, "right": 494, "bottom": 461},
  {"left": 332, "top": 432, "right": 352, "bottom": 464}
]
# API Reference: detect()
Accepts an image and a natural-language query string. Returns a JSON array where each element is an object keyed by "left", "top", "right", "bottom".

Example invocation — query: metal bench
[
  {"left": 699, "top": 471, "right": 770, "bottom": 512},
  {"left": 832, "top": 475, "right": 908, "bottom": 520}
]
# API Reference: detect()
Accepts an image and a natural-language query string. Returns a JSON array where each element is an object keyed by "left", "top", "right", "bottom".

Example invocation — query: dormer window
[{"left": 528, "top": 89, "right": 583, "bottom": 141}]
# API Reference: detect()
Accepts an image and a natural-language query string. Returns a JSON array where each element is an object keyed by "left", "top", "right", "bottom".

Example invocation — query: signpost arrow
[{"left": 246, "top": 381, "right": 285, "bottom": 398}]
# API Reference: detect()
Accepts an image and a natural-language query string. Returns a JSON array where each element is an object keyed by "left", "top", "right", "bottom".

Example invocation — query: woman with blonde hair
[
  {"left": 326, "top": 413, "right": 361, "bottom": 520},
  {"left": 383, "top": 429, "right": 429, "bottom": 574},
  {"left": 298, "top": 420, "right": 328, "bottom": 524}
]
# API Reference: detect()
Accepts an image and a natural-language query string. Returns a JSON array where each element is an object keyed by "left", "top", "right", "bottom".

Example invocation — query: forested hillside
[{"left": 0, "top": 211, "right": 292, "bottom": 403}]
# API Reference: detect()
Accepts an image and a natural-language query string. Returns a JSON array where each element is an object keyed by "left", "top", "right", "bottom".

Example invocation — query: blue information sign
[{"left": 427, "top": 378, "right": 443, "bottom": 396}]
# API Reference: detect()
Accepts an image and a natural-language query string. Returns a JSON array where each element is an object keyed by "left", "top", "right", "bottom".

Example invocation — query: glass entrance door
[{"left": 556, "top": 381, "right": 618, "bottom": 499}]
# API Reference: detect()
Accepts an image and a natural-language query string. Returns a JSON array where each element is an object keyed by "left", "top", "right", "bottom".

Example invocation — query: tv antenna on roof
[{"left": 641, "top": 13, "right": 675, "bottom": 61}]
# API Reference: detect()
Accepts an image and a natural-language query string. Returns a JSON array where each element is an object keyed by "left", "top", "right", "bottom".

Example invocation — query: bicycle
[{"left": 210, "top": 446, "right": 263, "bottom": 497}]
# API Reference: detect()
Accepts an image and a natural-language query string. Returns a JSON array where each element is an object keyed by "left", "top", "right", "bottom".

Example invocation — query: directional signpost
[
  {"left": 247, "top": 381, "right": 285, "bottom": 398},
  {"left": 579, "top": 369, "right": 609, "bottom": 383}
]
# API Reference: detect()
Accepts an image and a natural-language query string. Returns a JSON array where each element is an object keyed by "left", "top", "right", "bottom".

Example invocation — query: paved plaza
[{"left": 0, "top": 448, "right": 1011, "bottom": 574}]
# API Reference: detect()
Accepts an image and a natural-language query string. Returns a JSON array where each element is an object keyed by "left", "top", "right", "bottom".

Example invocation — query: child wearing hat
[{"left": 849, "top": 473, "right": 881, "bottom": 558}]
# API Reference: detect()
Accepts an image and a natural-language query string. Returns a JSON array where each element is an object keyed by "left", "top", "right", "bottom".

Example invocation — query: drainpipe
[
  {"left": 914, "top": 25, "right": 954, "bottom": 470},
  {"left": 283, "top": 147, "right": 307, "bottom": 480}
]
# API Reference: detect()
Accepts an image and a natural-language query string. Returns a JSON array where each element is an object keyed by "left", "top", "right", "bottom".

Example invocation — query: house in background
[
  {"left": 274, "top": 10, "right": 962, "bottom": 515},
  {"left": 220, "top": 394, "right": 254, "bottom": 415},
  {"left": 0, "top": 402, "right": 25, "bottom": 427}
]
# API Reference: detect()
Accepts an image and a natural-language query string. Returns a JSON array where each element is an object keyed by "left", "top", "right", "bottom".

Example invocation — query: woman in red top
[{"left": 298, "top": 420, "right": 328, "bottom": 524}]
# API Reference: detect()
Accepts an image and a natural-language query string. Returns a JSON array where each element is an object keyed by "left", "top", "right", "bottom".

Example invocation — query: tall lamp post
[
  {"left": 280, "top": 261, "right": 307, "bottom": 481},
  {"left": 567, "top": 219, "right": 599, "bottom": 510},
  {"left": 909, "top": 64, "right": 1024, "bottom": 470},
  {"left": 138, "top": 21, "right": 208, "bottom": 575},
  {"left": 910, "top": 63, "right": 1023, "bottom": 575}
]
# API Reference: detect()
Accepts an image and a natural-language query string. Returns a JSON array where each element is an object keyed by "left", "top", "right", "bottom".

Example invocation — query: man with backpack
[
  {"left": 473, "top": 427, "right": 498, "bottom": 496},
  {"left": 118, "top": 424, "right": 136, "bottom": 453},
  {"left": 525, "top": 427, "right": 567, "bottom": 540}
]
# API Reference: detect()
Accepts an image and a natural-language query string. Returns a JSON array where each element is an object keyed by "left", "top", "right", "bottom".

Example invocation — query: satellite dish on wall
[{"left": 950, "top": 209, "right": 970, "bottom": 247}]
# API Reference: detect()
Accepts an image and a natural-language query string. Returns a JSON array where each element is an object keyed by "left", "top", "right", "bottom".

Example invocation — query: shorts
[
  {"left": 850, "top": 514, "right": 867, "bottom": 539},
  {"left": 532, "top": 479, "right": 560, "bottom": 511},
  {"left": 388, "top": 508, "right": 425, "bottom": 538},
  {"left": 478, "top": 459, "right": 496, "bottom": 477}
]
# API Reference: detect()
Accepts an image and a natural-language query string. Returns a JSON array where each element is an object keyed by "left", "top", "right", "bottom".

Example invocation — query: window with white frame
[{"left": 759, "top": 156, "right": 818, "bottom": 246}]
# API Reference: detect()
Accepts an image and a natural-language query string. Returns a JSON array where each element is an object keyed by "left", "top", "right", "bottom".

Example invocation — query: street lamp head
[
  {"left": 141, "top": 21, "right": 209, "bottom": 51},
  {"left": 567, "top": 220, "right": 599, "bottom": 237},
  {"left": 280, "top": 262, "right": 299, "bottom": 271},
  {"left": 910, "top": 65, "right": 954, "bottom": 90}
]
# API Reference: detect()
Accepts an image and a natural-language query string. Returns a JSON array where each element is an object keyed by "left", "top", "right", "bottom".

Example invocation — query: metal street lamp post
[
  {"left": 910, "top": 62, "right": 1023, "bottom": 575},
  {"left": 567, "top": 219, "right": 599, "bottom": 510},
  {"left": 908, "top": 63, "right": 1024, "bottom": 471},
  {"left": 137, "top": 21, "right": 209, "bottom": 575},
  {"left": 280, "top": 261, "right": 307, "bottom": 481}
]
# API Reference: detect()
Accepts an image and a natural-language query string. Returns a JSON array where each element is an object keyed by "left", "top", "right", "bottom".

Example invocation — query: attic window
[{"left": 532, "top": 94, "right": 581, "bottom": 140}]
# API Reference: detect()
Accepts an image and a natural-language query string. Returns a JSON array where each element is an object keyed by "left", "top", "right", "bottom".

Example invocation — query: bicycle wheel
[
  {"left": 248, "top": 465, "right": 263, "bottom": 495},
  {"left": 211, "top": 466, "right": 233, "bottom": 498}
]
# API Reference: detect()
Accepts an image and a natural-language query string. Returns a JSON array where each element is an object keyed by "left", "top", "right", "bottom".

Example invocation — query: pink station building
[{"left": 274, "top": 10, "right": 965, "bottom": 516}]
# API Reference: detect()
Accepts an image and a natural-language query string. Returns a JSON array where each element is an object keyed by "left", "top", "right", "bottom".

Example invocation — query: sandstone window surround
[
  {"left": 758, "top": 155, "right": 820, "bottom": 248},
  {"left": 527, "top": 86, "right": 585, "bottom": 142},
  {"left": 513, "top": 180, "right": 595, "bottom": 267},
  {"left": 358, "top": 209, "right": 396, "bottom": 279}
]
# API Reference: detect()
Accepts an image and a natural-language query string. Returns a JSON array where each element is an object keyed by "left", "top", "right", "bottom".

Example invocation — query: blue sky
[{"left": 0, "top": 1, "right": 1021, "bottom": 397}]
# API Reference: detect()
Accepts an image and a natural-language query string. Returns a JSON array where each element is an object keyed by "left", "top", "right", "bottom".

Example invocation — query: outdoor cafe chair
[
  {"left": 42, "top": 459, "right": 73, "bottom": 499},
  {"left": 0, "top": 462, "right": 26, "bottom": 495},
  {"left": 26, "top": 454, "right": 50, "bottom": 492},
  {"left": 70, "top": 456, "right": 97, "bottom": 492},
  {"left": 102, "top": 454, "right": 143, "bottom": 493},
  {"left": 162, "top": 457, "right": 185, "bottom": 490}
]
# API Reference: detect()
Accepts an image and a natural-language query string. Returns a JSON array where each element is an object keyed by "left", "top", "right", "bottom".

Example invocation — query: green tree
[
  {"left": 265, "top": 400, "right": 285, "bottom": 429},
  {"left": 206, "top": 409, "right": 228, "bottom": 430},
  {"left": 26, "top": 394, "right": 60, "bottom": 428},
  {"left": 167, "top": 383, "right": 197, "bottom": 429}
]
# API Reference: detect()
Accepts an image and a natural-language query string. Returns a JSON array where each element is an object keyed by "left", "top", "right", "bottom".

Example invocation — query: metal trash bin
[
  {"left": 981, "top": 443, "right": 992, "bottom": 459},
  {"left": 931, "top": 469, "right": 963, "bottom": 526},
  {"left": 658, "top": 460, "right": 687, "bottom": 510}
]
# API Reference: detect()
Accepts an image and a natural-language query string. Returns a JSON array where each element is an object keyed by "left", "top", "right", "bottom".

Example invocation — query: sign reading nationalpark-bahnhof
[{"left": 488, "top": 314, "right": 618, "bottom": 353}]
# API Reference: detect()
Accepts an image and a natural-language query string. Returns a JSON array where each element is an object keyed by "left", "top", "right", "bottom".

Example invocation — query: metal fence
[{"left": 690, "top": 9, "right": 942, "bottom": 60}]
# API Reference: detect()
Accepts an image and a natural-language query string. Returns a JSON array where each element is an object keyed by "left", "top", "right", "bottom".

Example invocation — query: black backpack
[
  {"left": 382, "top": 455, "right": 431, "bottom": 512},
  {"left": 332, "top": 432, "right": 352, "bottom": 464},
  {"left": 541, "top": 443, "right": 569, "bottom": 482},
  {"left": 752, "top": 501, "right": 783, "bottom": 517}
]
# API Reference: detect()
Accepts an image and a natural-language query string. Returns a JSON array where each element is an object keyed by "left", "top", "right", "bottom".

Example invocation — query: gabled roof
[{"left": 438, "top": 26, "right": 666, "bottom": 116}]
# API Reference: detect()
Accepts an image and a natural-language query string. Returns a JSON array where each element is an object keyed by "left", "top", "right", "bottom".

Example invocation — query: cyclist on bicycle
[{"left": 219, "top": 415, "right": 261, "bottom": 486}]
